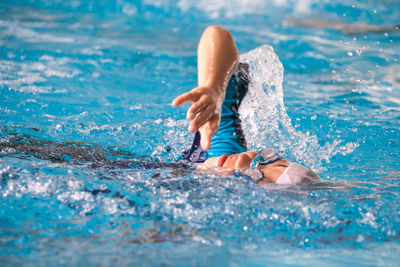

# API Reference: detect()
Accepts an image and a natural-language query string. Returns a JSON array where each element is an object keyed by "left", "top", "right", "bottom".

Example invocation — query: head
[{"left": 203, "top": 151, "right": 289, "bottom": 183}]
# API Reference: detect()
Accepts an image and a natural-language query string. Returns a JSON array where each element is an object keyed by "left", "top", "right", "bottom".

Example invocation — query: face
[{"left": 203, "top": 151, "right": 290, "bottom": 183}]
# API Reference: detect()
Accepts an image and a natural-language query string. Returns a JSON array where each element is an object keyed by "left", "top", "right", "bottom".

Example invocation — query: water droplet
[{"left": 347, "top": 51, "right": 353, "bottom": 57}]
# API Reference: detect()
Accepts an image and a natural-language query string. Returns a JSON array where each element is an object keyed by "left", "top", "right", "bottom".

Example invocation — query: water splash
[{"left": 239, "top": 45, "right": 358, "bottom": 171}]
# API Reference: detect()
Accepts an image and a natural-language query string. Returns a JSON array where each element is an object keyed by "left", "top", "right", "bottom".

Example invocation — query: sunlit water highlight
[{"left": 0, "top": 0, "right": 399, "bottom": 265}]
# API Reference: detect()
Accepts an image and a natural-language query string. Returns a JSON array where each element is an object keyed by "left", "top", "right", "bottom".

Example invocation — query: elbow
[
  {"left": 203, "top": 25, "right": 239, "bottom": 58},
  {"left": 204, "top": 25, "right": 231, "bottom": 36},
  {"left": 204, "top": 25, "right": 235, "bottom": 44}
]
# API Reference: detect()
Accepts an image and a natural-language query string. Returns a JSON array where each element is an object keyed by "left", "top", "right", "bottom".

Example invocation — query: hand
[
  {"left": 204, "top": 151, "right": 258, "bottom": 170},
  {"left": 172, "top": 86, "right": 224, "bottom": 150}
]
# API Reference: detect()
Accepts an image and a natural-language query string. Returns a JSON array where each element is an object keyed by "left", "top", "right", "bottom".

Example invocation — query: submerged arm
[{"left": 172, "top": 25, "right": 239, "bottom": 150}]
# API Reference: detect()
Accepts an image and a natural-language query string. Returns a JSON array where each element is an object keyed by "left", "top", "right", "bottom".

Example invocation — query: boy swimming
[{"left": 172, "top": 26, "right": 321, "bottom": 185}]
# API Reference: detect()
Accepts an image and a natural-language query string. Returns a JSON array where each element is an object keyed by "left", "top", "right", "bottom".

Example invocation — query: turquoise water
[{"left": 1, "top": 0, "right": 399, "bottom": 265}]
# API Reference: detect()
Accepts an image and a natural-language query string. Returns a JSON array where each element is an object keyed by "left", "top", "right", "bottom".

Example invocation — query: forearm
[{"left": 197, "top": 26, "right": 239, "bottom": 97}]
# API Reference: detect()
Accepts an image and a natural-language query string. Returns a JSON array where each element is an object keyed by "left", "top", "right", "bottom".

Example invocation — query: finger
[
  {"left": 206, "top": 116, "right": 220, "bottom": 135},
  {"left": 186, "top": 95, "right": 208, "bottom": 120},
  {"left": 172, "top": 91, "right": 199, "bottom": 107},
  {"left": 235, "top": 154, "right": 253, "bottom": 170},
  {"left": 191, "top": 114, "right": 219, "bottom": 135},
  {"left": 223, "top": 154, "right": 238, "bottom": 169},
  {"left": 245, "top": 151, "right": 258, "bottom": 161},
  {"left": 189, "top": 106, "right": 215, "bottom": 132}
]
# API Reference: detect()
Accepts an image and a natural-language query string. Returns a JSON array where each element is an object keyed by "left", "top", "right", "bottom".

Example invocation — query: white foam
[
  {"left": 146, "top": 0, "right": 317, "bottom": 18},
  {"left": 3, "top": 20, "right": 74, "bottom": 43},
  {"left": 122, "top": 3, "right": 138, "bottom": 16},
  {"left": 0, "top": 55, "right": 80, "bottom": 93},
  {"left": 239, "top": 45, "right": 358, "bottom": 171}
]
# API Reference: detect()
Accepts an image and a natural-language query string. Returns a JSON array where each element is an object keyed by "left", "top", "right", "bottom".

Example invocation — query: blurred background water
[{"left": 0, "top": 0, "right": 399, "bottom": 265}]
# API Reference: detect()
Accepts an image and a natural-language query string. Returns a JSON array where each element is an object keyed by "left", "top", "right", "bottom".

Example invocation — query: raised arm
[{"left": 172, "top": 26, "right": 239, "bottom": 150}]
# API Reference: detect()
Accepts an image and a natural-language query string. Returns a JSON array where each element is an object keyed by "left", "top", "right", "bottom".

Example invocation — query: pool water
[{"left": 1, "top": 0, "right": 399, "bottom": 265}]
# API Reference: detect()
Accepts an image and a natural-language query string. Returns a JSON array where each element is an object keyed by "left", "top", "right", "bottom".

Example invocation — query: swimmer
[
  {"left": 1, "top": 27, "right": 320, "bottom": 185},
  {"left": 173, "top": 26, "right": 321, "bottom": 185}
]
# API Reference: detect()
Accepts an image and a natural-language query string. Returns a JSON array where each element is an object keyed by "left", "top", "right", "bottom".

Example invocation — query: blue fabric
[
  {"left": 206, "top": 74, "right": 246, "bottom": 158},
  {"left": 182, "top": 63, "right": 249, "bottom": 163},
  {"left": 181, "top": 131, "right": 206, "bottom": 163}
]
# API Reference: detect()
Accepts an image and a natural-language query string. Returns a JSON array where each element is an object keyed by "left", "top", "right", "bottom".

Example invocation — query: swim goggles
[{"left": 251, "top": 147, "right": 281, "bottom": 167}]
